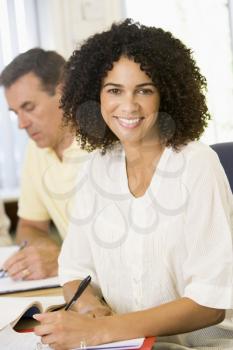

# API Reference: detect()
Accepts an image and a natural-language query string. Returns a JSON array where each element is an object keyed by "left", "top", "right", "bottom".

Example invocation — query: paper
[
  {"left": 0, "top": 324, "right": 46, "bottom": 350},
  {"left": 0, "top": 295, "right": 65, "bottom": 330},
  {"left": 73, "top": 338, "right": 144, "bottom": 349},
  {"left": 0, "top": 275, "right": 60, "bottom": 294},
  {"left": 0, "top": 325, "right": 143, "bottom": 350}
]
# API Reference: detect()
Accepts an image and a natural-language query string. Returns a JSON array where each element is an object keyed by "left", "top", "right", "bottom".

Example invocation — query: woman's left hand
[{"left": 34, "top": 310, "right": 106, "bottom": 350}]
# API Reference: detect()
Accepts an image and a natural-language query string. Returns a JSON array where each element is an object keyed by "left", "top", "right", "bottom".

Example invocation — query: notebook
[
  {"left": 72, "top": 337, "right": 156, "bottom": 349},
  {"left": 0, "top": 326, "right": 155, "bottom": 350}
]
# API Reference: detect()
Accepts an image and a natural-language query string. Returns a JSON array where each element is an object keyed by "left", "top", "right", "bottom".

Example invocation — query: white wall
[{"left": 36, "top": 0, "right": 125, "bottom": 58}]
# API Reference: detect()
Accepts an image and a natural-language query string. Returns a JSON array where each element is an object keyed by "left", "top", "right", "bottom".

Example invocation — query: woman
[{"left": 34, "top": 19, "right": 233, "bottom": 350}]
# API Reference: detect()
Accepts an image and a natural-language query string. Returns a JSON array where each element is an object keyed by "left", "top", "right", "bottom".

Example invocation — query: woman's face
[{"left": 100, "top": 56, "right": 160, "bottom": 146}]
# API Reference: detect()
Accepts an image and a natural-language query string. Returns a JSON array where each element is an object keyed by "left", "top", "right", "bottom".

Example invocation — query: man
[{"left": 0, "top": 48, "right": 85, "bottom": 280}]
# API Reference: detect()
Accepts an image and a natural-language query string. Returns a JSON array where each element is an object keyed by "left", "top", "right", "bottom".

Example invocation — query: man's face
[{"left": 5, "top": 72, "right": 64, "bottom": 149}]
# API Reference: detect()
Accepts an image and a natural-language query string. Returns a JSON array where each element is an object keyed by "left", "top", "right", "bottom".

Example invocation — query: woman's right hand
[
  {"left": 63, "top": 280, "right": 114, "bottom": 318},
  {"left": 74, "top": 296, "right": 114, "bottom": 318}
]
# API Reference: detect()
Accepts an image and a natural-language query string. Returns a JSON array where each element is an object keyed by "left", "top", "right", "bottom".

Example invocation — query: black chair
[{"left": 210, "top": 142, "right": 233, "bottom": 193}]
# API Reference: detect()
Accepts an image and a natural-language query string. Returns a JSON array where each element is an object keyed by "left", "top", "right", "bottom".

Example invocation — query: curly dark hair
[{"left": 61, "top": 18, "right": 210, "bottom": 153}]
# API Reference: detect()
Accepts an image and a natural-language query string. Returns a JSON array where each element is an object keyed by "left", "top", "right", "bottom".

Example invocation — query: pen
[
  {"left": 0, "top": 240, "right": 28, "bottom": 278},
  {"left": 65, "top": 275, "right": 92, "bottom": 311}
]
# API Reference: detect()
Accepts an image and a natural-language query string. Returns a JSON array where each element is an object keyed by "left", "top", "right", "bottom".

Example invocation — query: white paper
[
  {"left": 0, "top": 325, "right": 143, "bottom": 350},
  {"left": 0, "top": 295, "right": 65, "bottom": 330},
  {"left": 0, "top": 324, "right": 47, "bottom": 350},
  {"left": 0, "top": 275, "right": 60, "bottom": 294},
  {"left": 73, "top": 338, "right": 144, "bottom": 349}
]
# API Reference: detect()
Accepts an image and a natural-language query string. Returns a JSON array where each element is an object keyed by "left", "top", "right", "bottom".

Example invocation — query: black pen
[{"left": 65, "top": 275, "right": 92, "bottom": 311}]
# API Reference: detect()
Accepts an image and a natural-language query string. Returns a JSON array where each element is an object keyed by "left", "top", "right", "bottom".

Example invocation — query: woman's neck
[
  {"left": 123, "top": 138, "right": 165, "bottom": 198},
  {"left": 123, "top": 138, "right": 164, "bottom": 172}
]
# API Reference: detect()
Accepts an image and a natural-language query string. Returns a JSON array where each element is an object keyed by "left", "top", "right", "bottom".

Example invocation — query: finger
[
  {"left": 21, "top": 268, "right": 32, "bottom": 280},
  {"left": 21, "top": 265, "right": 44, "bottom": 280},
  {"left": 7, "top": 260, "right": 29, "bottom": 279},
  {"left": 33, "top": 312, "right": 59, "bottom": 323},
  {"left": 41, "top": 334, "right": 57, "bottom": 345},
  {"left": 3, "top": 250, "right": 26, "bottom": 270},
  {"left": 34, "top": 322, "right": 54, "bottom": 337},
  {"left": 42, "top": 341, "right": 64, "bottom": 350}
]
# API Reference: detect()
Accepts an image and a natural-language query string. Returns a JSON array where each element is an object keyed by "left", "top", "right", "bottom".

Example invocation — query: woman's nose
[{"left": 120, "top": 93, "right": 139, "bottom": 115}]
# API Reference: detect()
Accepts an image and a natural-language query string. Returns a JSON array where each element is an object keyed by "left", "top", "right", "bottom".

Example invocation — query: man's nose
[{"left": 18, "top": 112, "right": 31, "bottom": 129}]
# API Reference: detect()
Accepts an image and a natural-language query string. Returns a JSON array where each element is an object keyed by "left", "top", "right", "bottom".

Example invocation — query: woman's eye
[
  {"left": 108, "top": 88, "right": 121, "bottom": 95},
  {"left": 137, "top": 88, "right": 153, "bottom": 95}
]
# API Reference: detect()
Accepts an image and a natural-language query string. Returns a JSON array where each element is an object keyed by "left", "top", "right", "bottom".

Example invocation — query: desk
[{"left": 2, "top": 287, "right": 62, "bottom": 298}]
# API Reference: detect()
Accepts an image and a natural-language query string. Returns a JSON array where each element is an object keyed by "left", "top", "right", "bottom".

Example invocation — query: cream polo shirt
[
  {"left": 18, "top": 139, "right": 88, "bottom": 239},
  {"left": 0, "top": 199, "right": 11, "bottom": 246},
  {"left": 59, "top": 141, "right": 233, "bottom": 348}
]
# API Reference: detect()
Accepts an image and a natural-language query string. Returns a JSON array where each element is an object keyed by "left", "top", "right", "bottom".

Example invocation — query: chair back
[{"left": 210, "top": 142, "right": 233, "bottom": 193}]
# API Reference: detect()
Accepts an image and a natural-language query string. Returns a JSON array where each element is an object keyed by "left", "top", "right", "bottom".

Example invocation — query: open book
[
  {"left": 0, "top": 296, "right": 155, "bottom": 350},
  {"left": 0, "top": 296, "right": 66, "bottom": 349},
  {"left": 0, "top": 295, "right": 65, "bottom": 330},
  {"left": 0, "top": 246, "right": 60, "bottom": 294}
]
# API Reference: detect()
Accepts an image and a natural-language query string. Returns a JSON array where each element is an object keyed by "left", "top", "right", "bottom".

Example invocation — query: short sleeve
[
  {"left": 182, "top": 148, "right": 233, "bottom": 309},
  {"left": 17, "top": 142, "right": 50, "bottom": 221}
]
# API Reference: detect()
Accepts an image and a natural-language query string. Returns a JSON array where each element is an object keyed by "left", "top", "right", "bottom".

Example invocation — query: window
[{"left": 0, "top": 0, "right": 39, "bottom": 197}]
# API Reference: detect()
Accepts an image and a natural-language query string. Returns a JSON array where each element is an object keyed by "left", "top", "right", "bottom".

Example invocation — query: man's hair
[{"left": 0, "top": 48, "right": 66, "bottom": 95}]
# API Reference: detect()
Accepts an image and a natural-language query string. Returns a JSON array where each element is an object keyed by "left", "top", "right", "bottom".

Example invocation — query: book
[
  {"left": 0, "top": 246, "right": 60, "bottom": 294},
  {"left": 0, "top": 295, "right": 66, "bottom": 349},
  {"left": 0, "top": 296, "right": 155, "bottom": 350},
  {"left": 0, "top": 295, "right": 65, "bottom": 330}
]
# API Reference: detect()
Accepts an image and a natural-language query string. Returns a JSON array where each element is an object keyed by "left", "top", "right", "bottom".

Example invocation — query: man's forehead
[
  {"left": 4, "top": 73, "right": 44, "bottom": 111},
  {"left": 9, "top": 72, "right": 43, "bottom": 91},
  {"left": 5, "top": 72, "right": 44, "bottom": 99}
]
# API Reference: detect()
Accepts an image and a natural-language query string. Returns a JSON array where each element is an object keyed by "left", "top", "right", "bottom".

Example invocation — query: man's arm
[
  {"left": 15, "top": 217, "right": 50, "bottom": 244},
  {"left": 3, "top": 218, "right": 60, "bottom": 280}
]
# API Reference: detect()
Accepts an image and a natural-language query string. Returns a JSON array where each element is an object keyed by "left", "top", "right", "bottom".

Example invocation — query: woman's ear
[{"left": 55, "top": 82, "right": 63, "bottom": 96}]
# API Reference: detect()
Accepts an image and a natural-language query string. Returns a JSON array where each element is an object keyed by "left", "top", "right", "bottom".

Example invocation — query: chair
[{"left": 210, "top": 142, "right": 233, "bottom": 193}]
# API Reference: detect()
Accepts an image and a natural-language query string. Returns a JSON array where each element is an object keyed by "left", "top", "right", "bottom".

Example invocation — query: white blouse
[{"left": 59, "top": 141, "right": 233, "bottom": 348}]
